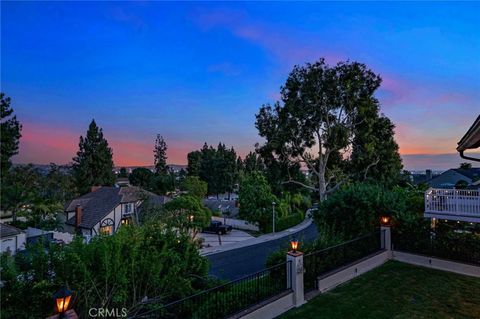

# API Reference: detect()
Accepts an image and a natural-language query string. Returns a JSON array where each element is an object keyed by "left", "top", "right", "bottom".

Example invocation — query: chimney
[
  {"left": 91, "top": 186, "right": 101, "bottom": 193},
  {"left": 75, "top": 205, "right": 82, "bottom": 229},
  {"left": 426, "top": 169, "right": 432, "bottom": 181}
]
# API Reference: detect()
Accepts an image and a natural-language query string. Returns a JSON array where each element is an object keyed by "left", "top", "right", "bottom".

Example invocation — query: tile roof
[
  {"left": 65, "top": 186, "right": 169, "bottom": 229},
  {"left": 0, "top": 223, "right": 24, "bottom": 238}
]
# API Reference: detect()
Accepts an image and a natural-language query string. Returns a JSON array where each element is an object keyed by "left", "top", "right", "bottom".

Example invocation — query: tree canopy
[
  {"left": 181, "top": 176, "right": 208, "bottom": 199},
  {"left": 0, "top": 93, "right": 22, "bottom": 173},
  {"left": 0, "top": 220, "right": 209, "bottom": 318},
  {"left": 72, "top": 120, "right": 115, "bottom": 194},
  {"left": 162, "top": 195, "right": 211, "bottom": 240},
  {"left": 238, "top": 171, "right": 276, "bottom": 231},
  {"left": 256, "top": 59, "right": 402, "bottom": 201},
  {"left": 154, "top": 134, "right": 168, "bottom": 175},
  {"left": 187, "top": 143, "right": 240, "bottom": 196}
]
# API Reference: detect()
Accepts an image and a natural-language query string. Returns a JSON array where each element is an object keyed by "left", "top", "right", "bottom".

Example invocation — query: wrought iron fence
[
  {"left": 303, "top": 230, "right": 384, "bottom": 292},
  {"left": 392, "top": 230, "right": 480, "bottom": 266},
  {"left": 129, "top": 261, "right": 292, "bottom": 319}
]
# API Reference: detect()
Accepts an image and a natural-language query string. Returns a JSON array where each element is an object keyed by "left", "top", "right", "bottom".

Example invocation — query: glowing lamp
[
  {"left": 188, "top": 215, "right": 194, "bottom": 222},
  {"left": 380, "top": 215, "right": 392, "bottom": 226},
  {"left": 53, "top": 287, "right": 72, "bottom": 316},
  {"left": 290, "top": 239, "right": 299, "bottom": 253}
]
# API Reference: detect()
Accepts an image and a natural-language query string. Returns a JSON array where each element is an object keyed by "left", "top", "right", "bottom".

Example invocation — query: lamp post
[
  {"left": 379, "top": 214, "right": 392, "bottom": 253},
  {"left": 380, "top": 214, "right": 392, "bottom": 227},
  {"left": 53, "top": 287, "right": 72, "bottom": 318},
  {"left": 272, "top": 201, "right": 276, "bottom": 233},
  {"left": 290, "top": 239, "right": 299, "bottom": 253}
]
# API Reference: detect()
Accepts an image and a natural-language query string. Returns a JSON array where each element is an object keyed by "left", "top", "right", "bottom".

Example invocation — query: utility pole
[{"left": 272, "top": 201, "right": 276, "bottom": 233}]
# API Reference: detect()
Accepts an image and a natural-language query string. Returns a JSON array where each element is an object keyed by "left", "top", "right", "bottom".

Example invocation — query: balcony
[{"left": 424, "top": 188, "right": 480, "bottom": 223}]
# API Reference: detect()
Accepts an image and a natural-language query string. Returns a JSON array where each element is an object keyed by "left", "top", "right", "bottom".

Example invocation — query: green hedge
[{"left": 276, "top": 212, "right": 304, "bottom": 232}]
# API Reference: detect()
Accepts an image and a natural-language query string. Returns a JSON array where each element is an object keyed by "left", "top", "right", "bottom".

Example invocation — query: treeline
[{"left": 187, "top": 143, "right": 241, "bottom": 197}]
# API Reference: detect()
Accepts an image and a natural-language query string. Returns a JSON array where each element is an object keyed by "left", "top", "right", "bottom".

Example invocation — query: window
[
  {"left": 125, "top": 203, "right": 132, "bottom": 214},
  {"left": 99, "top": 218, "right": 114, "bottom": 235},
  {"left": 99, "top": 225, "right": 113, "bottom": 235},
  {"left": 121, "top": 217, "right": 132, "bottom": 226}
]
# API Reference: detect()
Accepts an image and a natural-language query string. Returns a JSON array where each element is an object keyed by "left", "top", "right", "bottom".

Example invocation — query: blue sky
[{"left": 2, "top": 1, "right": 479, "bottom": 169}]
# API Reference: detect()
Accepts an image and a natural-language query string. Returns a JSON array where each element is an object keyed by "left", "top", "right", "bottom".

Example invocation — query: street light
[
  {"left": 272, "top": 201, "right": 276, "bottom": 233},
  {"left": 53, "top": 286, "right": 72, "bottom": 318}
]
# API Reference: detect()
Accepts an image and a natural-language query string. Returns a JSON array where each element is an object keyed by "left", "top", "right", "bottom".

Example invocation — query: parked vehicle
[{"left": 202, "top": 221, "right": 233, "bottom": 235}]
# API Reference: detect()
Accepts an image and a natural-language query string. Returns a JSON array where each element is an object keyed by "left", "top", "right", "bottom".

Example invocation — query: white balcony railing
[{"left": 425, "top": 188, "right": 480, "bottom": 218}]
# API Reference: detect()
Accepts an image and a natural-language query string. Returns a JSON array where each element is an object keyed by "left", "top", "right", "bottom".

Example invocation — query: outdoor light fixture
[
  {"left": 188, "top": 215, "right": 194, "bottom": 222},
  {"left": 380, "top": 215, "right": 392, "bottom": 226},
  {"left": 290, "top": 239, "right": 299, "bottom": 253},
  {"left": 53, "top": 286, "right": 72, "bottom": 317}
]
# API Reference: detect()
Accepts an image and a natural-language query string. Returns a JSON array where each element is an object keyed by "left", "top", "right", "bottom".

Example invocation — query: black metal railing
[
  {"left": 303, "top": 230, "right": 384, "bottom": 292},
  {"left": 393, "top": 230, "right": 480, "bottom": 266},
  {"left": 130, "top": 261, "right": 292, "bottom": 319}
]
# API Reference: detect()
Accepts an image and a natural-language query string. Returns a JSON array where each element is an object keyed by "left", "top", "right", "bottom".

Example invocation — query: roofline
[
  {"left": 427, "top": 168, "right": 473, "bottom": 184},
  {"left": 457, "top": 115, "right": 480, "bottom": 152}
]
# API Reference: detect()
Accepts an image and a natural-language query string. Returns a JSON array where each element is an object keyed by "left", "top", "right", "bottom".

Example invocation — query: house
[
  {"left": 426, "top": 168, "right": 480, "bottom": 188},
  {"left": 1, "top": 223, "right": 26, "bottom": 255},
  {"left": 425, "top": 115, "right": 480, "bottom": 224},
  {"left": 62, "top": 186, "right": 170, "bottom": 238},
  {"left": 457, "top": 114, "right": 480, "bottom": 162}
]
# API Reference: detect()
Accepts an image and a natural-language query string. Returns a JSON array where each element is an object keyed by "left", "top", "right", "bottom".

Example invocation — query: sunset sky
[{"left": 2, "top": 2, "right": 479, "bottom": 170}]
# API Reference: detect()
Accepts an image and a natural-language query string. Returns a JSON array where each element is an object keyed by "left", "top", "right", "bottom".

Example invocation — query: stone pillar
[
  {"left": 286, "top": 251, "right": 306, "bottom": 307},
  {"left": 381, "top": 225, "right": 392, "bottom": 258}
]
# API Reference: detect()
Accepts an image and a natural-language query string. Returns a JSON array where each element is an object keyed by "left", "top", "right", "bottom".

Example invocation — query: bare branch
[{"left": 282, "top": 179, "right": 319, "bottom": 192}]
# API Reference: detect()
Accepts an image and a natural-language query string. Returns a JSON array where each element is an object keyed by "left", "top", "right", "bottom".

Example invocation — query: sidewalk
[{"left": 200, "top": 214, "right": 313, "bottom": 256}]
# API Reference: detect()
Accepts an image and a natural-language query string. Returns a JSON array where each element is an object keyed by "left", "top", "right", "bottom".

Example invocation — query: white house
[
  {"left": 62, "top": 186, "right": 170, "bottom": 238},
  {"left": 1, "top": 223, "right": 26, "bottom": 255},
  {"left": 424, "top": 114, "right": 480, "bottom": 224}
]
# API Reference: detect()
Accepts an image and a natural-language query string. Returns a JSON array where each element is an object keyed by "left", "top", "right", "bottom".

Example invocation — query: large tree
[
  {"left": 256, "top": 59, "right": 384, "bottom": 202},
  {"left": 238, "top": 171, "right": 277, "bottom": 231},
  {"left": 0, "top": 164, "right": 42, "bottom": 222},
  {"left": 181, "top": 176, "right": 208, "bottom": 199},
  {"left": 187, "top": 143, "right": 241, "bottom": 197},
  {"left": 129, "top": 167, "right": 154, "bottom": 189},
  {"left": 1, "top": 93, "right": 22, "bottom": 173},
  {"left": 153, "top": 134, "right": 168, "bottom": 175},
  {"left": 162, "top": 195, "right": 211, "bottom": 241},
  {"left": 72, "top": 120, "right": 115, "bottom": 194},
  {"left": 350, "top": 100, "right": 403, "bottom": 187}
]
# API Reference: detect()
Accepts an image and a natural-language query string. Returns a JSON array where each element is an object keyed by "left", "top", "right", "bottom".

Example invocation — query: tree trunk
[{"left": 318, "top": 166, "right": 326, "bottom": 202}]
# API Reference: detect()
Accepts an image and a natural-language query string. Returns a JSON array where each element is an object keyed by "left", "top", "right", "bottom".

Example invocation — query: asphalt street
[{"left": 205, "top": 222, "right": 318, "bottom": 280}]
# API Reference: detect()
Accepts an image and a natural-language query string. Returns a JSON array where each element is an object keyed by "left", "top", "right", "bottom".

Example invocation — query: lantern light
[
  {"left": 290, "top": 239, "right": 299, "bottom": 253},
  {"left": 380, "top": 215, "right": 392, "bottom": 226},
  {"left": 53, "top": 286, "right": 72, "bottom": 317}
]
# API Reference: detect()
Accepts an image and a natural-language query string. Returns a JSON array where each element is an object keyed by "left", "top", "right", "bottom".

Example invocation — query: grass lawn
[{"left": 280, "top": 261, "right": 480, "bottom": 319}]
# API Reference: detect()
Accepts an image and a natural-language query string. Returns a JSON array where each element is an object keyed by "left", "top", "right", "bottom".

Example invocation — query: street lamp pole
[{"left": 272, "top": 201, "right": 276, "bottom": 233}]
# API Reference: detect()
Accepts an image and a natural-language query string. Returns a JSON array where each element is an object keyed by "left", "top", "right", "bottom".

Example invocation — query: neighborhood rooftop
[{"left": 64, "top": 186, "right": 168, "bottom": 229}]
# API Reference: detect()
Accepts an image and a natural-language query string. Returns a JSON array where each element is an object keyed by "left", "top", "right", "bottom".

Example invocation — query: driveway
[
  {"left": 198, "top": 229, "right": 254, "bottom": 248},
  {"left": 204, "top": 220, "right": 318, "bottom": 280}
]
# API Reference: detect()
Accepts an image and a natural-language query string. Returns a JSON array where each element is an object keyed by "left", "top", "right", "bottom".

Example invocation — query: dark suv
[{"left": 202, "top": 221, "right": 233, "bottom": 235}]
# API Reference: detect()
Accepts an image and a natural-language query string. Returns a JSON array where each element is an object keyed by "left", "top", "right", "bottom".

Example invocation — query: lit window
[
  {"left": 99, "top": 225, "right": 113, "bottom": 235},
  {"left": 121, "top": 218, "right": 131, "bottom": 225},
  {"left": 99, "top": 218, "right": 114, "bottom": 235}
]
